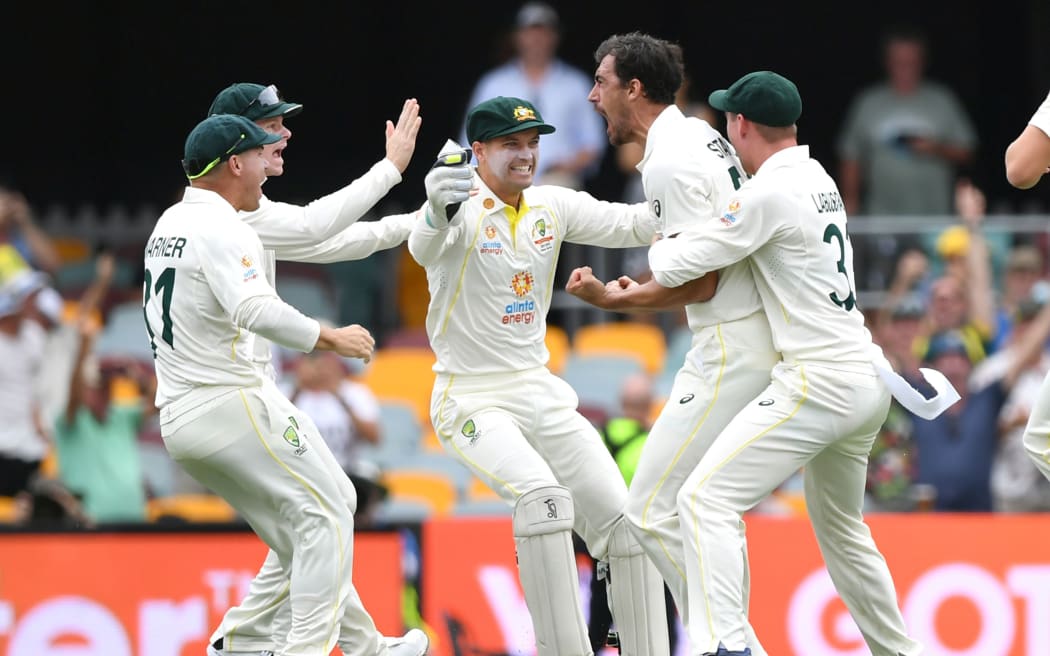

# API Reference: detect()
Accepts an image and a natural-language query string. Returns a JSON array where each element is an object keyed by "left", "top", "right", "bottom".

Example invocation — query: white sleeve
[
  {"left": 197, "top": 223, "right": 281, "bottom": 317},
  {"left": 408, "top": 202, "right": 466, "bottom": 266},
  {"left": 1029, "top": 91, "right": 1050, "bottom": 137},
  {"left": 648, "top": 187, "right": 784, "bottom": 288},
  {"left": 271, "top": 211, "right": 418, "bottom": 263},
  {"left": 244, "top": 159, "right": 402, "bottom": 248},
  {"left": 647, "top": 157, "right": 718, "bottom": 237},
  {"left": 233, "top": 295, "right": 320, "bottom": 353},
  {"left": 556, "top": 188, "right": 657, "bottom": 247}
]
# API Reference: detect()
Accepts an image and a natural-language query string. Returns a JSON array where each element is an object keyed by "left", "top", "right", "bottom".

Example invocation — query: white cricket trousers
[
  {"left": 431, "top": 366, "right": 626, "bottom": 558},
  {"left": 625, "top": 312, "right": 777, "bottom": 651},
  {"left": 677, "top": 363, "right": 923, "bottom": 656},
  {"left": 160, "top": 381, "right": 380, "bottom": 656},
  {"left": 1020, "top": 369, "right": 1050, "bottom": 485}
]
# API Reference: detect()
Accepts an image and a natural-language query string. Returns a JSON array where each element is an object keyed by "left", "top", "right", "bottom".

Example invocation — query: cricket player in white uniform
[
  {"left": 196, "top": 85, "right": 428, "bottom": 656},
  {"left": 568, "top": 34, "right": 776, "bottom": 653},
  {"left": 1007, "top": 92, "right": 1050, "bottom": 488},
  {"left": 645, "top": 72, "right": 957, "bottom": 656},
  {"left": 146, "top": 114, "right": 418, "bottom": 656},
  {"left": 411, "top": 96, "right": 668, "bottom": 656}
]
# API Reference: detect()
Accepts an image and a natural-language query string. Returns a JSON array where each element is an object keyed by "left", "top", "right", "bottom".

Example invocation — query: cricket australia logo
[
  {"left": 544, "top": 498, "right": 558, "bottom": 518},
  {"left": 283, "top": 416, "right": 309, "bottom": 456},
  {"left": 513, "top": 105, "right": 537, "bottom": 122},
  {"left": 461, "top": 418, "right": 481, "bottom": 446}
]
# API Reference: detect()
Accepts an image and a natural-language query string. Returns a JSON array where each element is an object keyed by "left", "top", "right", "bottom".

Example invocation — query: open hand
[{"left": 385, "top": 98, "right": 423, "bottom": 173}]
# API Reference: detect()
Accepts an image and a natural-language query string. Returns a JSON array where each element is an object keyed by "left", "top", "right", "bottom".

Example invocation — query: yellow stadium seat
[
  {"left": 359, "top": 347, "right": 436, "bottom": 423},
  {"left": 146, "top": 494, "right": 237, "bottom": 523},
  {"left": 573, "top": 322, "right": 667, "bottom": 375},
  {"left": 52, "top": 237, "right": 91, "bottom": 264},
  {"left": 545, "top": 324, "right": 570, "bottom": 374},
  {"left": 0, "top": 496, "right": 22, "bottom": 523},
  {"left": 382, "top": 470, "right": 458, "bottom": 516}
]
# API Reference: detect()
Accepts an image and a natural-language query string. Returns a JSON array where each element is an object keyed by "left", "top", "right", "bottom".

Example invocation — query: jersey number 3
[
  {"left": 822, "top": 224, "right": 856, "bottom": 311},
  {"left": 143, "top": 267, "right": 176, "bottom": 354}
]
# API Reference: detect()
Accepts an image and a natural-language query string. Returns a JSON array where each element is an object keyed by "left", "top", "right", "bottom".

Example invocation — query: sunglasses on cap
[{"left": 245, "top": 84, "right": 282, "bottom": 113}]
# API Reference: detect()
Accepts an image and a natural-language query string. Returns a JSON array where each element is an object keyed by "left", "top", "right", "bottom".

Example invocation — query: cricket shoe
[
  {"left": 383, "top": 628, "right": 430, "bottom": 655},
  {"left": 206, "top": 637, "right": 273, "bottom": 656}
]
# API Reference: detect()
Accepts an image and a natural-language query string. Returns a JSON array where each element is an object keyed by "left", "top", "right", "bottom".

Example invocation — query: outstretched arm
[{"left": 565, "top": 265, "right": 718, "bottom": 313}]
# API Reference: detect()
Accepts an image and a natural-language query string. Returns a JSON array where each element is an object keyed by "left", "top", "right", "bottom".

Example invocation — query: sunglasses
[{"left": 244, "top": 84, "right": 282, "bottom": 113}]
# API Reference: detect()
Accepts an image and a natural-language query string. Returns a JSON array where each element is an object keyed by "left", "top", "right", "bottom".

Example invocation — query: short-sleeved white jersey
[
  {"left": 409, "top": 174, "right": 656, "bottom": 375},
  {"left": 144, "top": 188, "right": 288, "bottom": 406},
  {"left": 649, "top": 145, "right": 873, "bottom": 370},
  {"left": 1029, "top": 91, "right": 1050, "bottom": 138},
  {"left": 639, "top": 106, "right": 762, "bottom": 330}
]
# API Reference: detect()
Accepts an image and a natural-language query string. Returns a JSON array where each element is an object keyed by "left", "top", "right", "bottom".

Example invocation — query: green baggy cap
[
  {"left": 466, "top": 96, "right": 556, "bottom": 143},
  {"left": 183, "top": 114, "right": 282, "bottom": 179},
  {"left": 709, "top": 71, "right": 802, "bottom": 127}
]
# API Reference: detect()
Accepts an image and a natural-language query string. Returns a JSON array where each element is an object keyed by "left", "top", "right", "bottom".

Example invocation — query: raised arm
[
  {"left": 245, "top": 99, "right": 421, "bottom": 248},
  {"left": 957, "top": 181, "right": 996, "bottom": 338},
  {"left": 272, "top": 211, "right": 418, "bottom": 264}
]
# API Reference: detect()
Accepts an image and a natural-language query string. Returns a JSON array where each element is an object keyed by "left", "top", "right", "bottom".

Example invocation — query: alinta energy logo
[
  {"left": 503, "top": 271, "right": 536, "bottom": 325},
  {"left": 480, "top": 223, "right": 503, "bottom": 255}
]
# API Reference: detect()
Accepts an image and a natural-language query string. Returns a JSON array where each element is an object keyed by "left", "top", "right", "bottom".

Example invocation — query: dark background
[{"left": 5, "top": 0, "right": 1049, "bottom": 216}]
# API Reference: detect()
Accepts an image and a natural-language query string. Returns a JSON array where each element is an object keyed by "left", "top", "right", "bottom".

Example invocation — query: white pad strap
[
  {"left": 513, "top": 486, "right": 591, "bottom": 656},
  {"left": 606, "top": 518, "right": 670, "bottom": 655}
]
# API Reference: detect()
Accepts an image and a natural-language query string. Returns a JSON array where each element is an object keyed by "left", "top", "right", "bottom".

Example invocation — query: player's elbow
[{"left": 1005, "top": 161, "right": 1041, "bottom": 190}]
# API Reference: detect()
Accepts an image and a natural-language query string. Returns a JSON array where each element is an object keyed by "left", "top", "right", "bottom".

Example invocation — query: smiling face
[
  {"left": 474, "top": 128, "right": 540, "bottom": 205},
  {"left": 588, "top": 54, "right": 633, "bottom": 146},
  {"left": 254, "top": 115, "right": 291, "bottom": 176}
]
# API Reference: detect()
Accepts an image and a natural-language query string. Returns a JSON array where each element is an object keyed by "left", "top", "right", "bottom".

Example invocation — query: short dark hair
[
  {"left": 593, "top": 32, "right": 684, "bottom": 105},
  {"left": 881, "top": 24, "right": 928, "bottom": 55}
]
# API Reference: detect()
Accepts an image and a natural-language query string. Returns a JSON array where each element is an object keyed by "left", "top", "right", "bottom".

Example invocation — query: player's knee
[{"left": 513, "top": 484, "right": 574, "bottom": 537}]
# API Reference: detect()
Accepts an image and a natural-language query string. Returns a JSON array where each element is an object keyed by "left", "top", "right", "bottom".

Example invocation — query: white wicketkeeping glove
[{"left": 424, "top": 139, "right": 473, "bottom": 228}]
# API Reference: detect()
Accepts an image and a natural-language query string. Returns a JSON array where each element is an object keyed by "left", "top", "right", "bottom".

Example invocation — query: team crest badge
[
  {"left": 531, "top": 217, "right": 554, "bottom": 253},
  {"left": 513, "top": 105, "right": 536, "bottom": 122},
  {"left": 283, "top": 417, "right": 309, "bottom": 455}
]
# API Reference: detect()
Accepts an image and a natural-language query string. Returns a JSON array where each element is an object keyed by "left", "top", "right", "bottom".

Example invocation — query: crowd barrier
[{"left": 2, "top": 514, "right": 1049, "bottom": 655}]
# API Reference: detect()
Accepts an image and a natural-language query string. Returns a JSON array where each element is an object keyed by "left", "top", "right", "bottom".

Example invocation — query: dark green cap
[
  {"left": 466, "top": 96, "right": 556, "bottom": 144},
  {"left": 708, "top": 71, "right": 802, "bottom": 127},
  {"left": 208, "top": 83, "right": 303, "bottom": 121},
  {"left": 182, "top": 114, "right": 282, "bottom": 180}
]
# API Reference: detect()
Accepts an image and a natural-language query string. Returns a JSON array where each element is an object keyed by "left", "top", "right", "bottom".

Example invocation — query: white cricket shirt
[
  {"left": 409, "top": 175, "right": 656, "bottom": 375},
  {"left": 640, "top": 105, "right": 762, "bottom": 330},
  {"left": 1029, "top": 91, "right": 1050, "bottom": 137},
  {"left": 144, "top": 188, "right": 319, "bottom": 407},
  {"left": 650, "top": 145, "right": 874, "bottom": 370}
]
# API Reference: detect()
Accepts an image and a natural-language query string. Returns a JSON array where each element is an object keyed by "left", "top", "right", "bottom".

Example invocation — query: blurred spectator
[
  {"left": 986, "top": 296, "right": 1050, "bottom": 511},
  {"left": 0, "top": 286, "right": 49, "bottom": 498},
  {"left": 837, "top": 24, "right": 976, "bottom": 217},
  {"left": 53, "top": 319, "right": 152, "bottom": 523},
  {"left": 837, "top": 25, "right": 976, "bottom": 291},
  {"left": 584, "top": 372, "right": 678, "bottom": 654},
  {"left": 992, "top": 245, "right": 1046, "bottom": 351},
  {"left": 0, "top": 187, "right": 59, "bottom": 275},
  {"left": 875, "top": 294, "right": 925, "bottom": 379},
  {"left": 908, "top": 331, "right": 1005, "bottom": 511},
  {"left": 912, "top": 182, "right": 997, "bottom": 363},
  {"left": 459, "top": 2, "right": 606, "bottom": 189},
  {"left": 283, "top": 344, "right": 387, "bottom": 526},
  {"left": 29, "top": 253, "right": 116, "bottom": 425}
]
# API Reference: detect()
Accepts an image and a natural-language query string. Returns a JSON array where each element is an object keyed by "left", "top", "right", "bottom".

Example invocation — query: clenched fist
[{"left": 316, "top": 323, "right": 376, "bottom": 363}]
